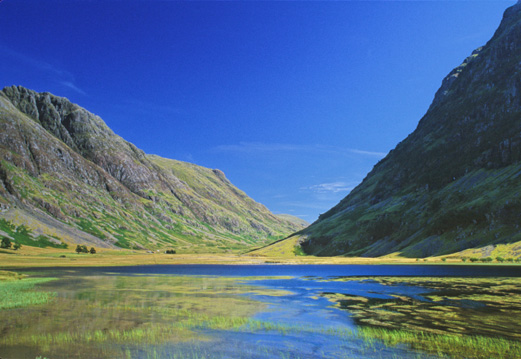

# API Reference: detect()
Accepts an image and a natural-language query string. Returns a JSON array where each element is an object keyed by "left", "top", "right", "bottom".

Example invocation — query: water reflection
[{"left": 2, "top": 266, "right": 521, "bottom": 358}]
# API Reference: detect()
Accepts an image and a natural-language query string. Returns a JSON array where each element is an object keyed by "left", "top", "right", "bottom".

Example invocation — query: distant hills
[
  {"left": 273, "top": 1, "right": 521, "bottom": 258},
  {"left": 0, "top": 86, "right": 305, "bottom": 252}
]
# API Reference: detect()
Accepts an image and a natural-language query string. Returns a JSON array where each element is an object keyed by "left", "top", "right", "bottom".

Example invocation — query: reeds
[
  {"left": 23, "top": 308, "right": 521, "bottom": 359},
  {"left": 0, "top": 277, "right": 56, "bottom": 310},
  {"left": 357, "top": 326, "right": 521, "bottom": 359}
]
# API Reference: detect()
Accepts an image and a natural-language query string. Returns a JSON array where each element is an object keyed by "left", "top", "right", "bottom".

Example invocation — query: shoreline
[{"left": 1, "top": 247, "right": 519, "bottom": 269}]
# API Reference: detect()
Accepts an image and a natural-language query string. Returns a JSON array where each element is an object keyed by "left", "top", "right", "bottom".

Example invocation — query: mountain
[
  {"left": 274, "top": 214, "right": 309, "bottom": 229},
  {"left": 287, "top": 1, "right": 521, "bottom": 258},
  {"left": 0, "top": 86, "right": 304, "bottom": 252}
]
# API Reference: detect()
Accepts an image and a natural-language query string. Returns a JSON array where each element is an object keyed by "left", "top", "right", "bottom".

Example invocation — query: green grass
[
  {"left": 0, "top": 270, "right": 26, "bottom": 281},
  {"left": 0, "top": 218, "right": 67, "bottom": 249},
  {"left": 23, "top": 318, "right": 521, "bottom": 359},
  {"left": 0, "top": 276, "right": 56, "bottom": 310},
  {"left": 76, "top": 218, "right": 107, "bottom": 240},
  {"left": 357, "top": 327, "right": 521, "bottom": 359}
]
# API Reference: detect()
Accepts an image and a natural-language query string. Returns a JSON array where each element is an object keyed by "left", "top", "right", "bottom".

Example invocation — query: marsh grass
[
  {"left": 0, "top": 275, "right": 283, "bottom": 358},
  {"left": 326, "top": 276, "right": 521, "bottom": 341},
  {"left": 0, "top": 269, "right": 26, "bottom": 281},
  {"left": 18, "top": 325, "right": 195, "bottom": 348},
  {"left": 357, "top": 327, "right": 521, "bottom": 359},
  {"left": 5, "top": 309, "right": 301, "bottom": 348},
  {"left": 1, "top": 274, "right": 351, "bottom": 358},
  {"left": 4, "top": 273, "right": 521, "bottom": 359},
  {"left": 27, "top": 320, "right": 521, "bottom": 359},
  {"left": 0, "top": 276, "right": 56, "bottom": 310}
]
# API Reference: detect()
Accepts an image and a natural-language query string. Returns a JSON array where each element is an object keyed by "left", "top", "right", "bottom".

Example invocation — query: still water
[
  {"left": 72, "top": 263, "right": 521, "bottom": 277},
  {"left": 2, "top": 264, "right": 521, "bottom": 359}
]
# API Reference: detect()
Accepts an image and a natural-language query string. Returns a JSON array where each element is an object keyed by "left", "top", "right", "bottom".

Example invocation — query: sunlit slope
[
  {"left": 0, "top": 86, "right": 304, "bottom": 252},
  {"left": 248, "top": 234, "right": 305, "bottom": 258},
  {"left": 275, "top": 214, "right": 309, "bottom": 229},
  {"left": 298, "top": 2, "right": 521, "bottom": 258}
]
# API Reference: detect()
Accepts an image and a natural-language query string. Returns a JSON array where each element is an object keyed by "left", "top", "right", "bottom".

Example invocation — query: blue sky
[{"left": 0, "top": 0, "right": 515, "bottom": 222}]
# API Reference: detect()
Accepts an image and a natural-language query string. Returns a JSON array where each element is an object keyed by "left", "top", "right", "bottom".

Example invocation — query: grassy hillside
[
  {"left": 295, "top": 2, "right": 521, "bottom": 258},
  {"left": 0, "top": 87, "right": 303, "bottom": 252}
]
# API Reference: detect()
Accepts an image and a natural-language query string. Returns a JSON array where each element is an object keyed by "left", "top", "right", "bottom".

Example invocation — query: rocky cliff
[
  {"left": 0, "top": 86, "right": 304, "bottom": 251},
  {"left": 296, "top": 1, "right": 521, "bottom": 257}
]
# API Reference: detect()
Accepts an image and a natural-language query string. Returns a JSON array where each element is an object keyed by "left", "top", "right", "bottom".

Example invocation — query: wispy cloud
[
  {"left": 213, "top": 142, "right": 387, "bottom": 158},
  {"left": 303, "top": 181, "right": 353, "bottom": 194},
  {"left": 2, "top": 45, "right": 67, "bottom": 77},
  {"left": 2, "top": 45, "right": 86, "bottom": 95},
  {"left": 348, "top": 148, "right": 388, "bottom": 157},
  {"left": 60, "top": 81, "right": 86, "bottom": 95}
]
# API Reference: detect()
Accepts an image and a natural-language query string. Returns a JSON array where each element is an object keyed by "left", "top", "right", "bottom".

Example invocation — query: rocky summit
[
  {"left": 291, "top": 1, "right": 521, "bottom": 258},
  {"left": 0, "top": 86, "right": 305, "bottom": 252}
]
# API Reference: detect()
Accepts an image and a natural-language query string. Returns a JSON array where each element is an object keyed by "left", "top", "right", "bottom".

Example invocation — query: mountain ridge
[
  {"left": 282, "top": 1, "right": 521, "bottom": 258},
  {"left": 0, "top": 86, "right": 305, "bottom": 252}
]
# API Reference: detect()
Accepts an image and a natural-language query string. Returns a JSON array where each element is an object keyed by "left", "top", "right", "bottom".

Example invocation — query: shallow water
[{"left": 2, "top": 264, "right": 521, "bottom": 359}]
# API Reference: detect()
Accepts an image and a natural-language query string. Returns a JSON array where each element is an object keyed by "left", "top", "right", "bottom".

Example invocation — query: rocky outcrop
[{"left": 2, "top": 86, "right": 168, "bottom": 197}]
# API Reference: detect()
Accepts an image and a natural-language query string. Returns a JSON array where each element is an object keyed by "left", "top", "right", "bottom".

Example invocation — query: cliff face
[
  {"left": 0, "top": 86, "right": 304, "bottom": 251},
  {"left": 299, "top": 2, "right": 521, "bottom": 257}
]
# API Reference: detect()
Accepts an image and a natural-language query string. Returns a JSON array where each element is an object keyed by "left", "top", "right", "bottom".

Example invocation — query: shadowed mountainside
[{"left": 281, "top": 1, "right": 521, "bottom": 258}]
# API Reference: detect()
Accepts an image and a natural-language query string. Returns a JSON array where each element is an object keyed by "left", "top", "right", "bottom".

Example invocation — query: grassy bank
[
  {"left": 3, "top": 245, "right": 520, "bottom": 268},
  {"left": 0, "top": 246, "right": 413, "bottom": 267}
]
